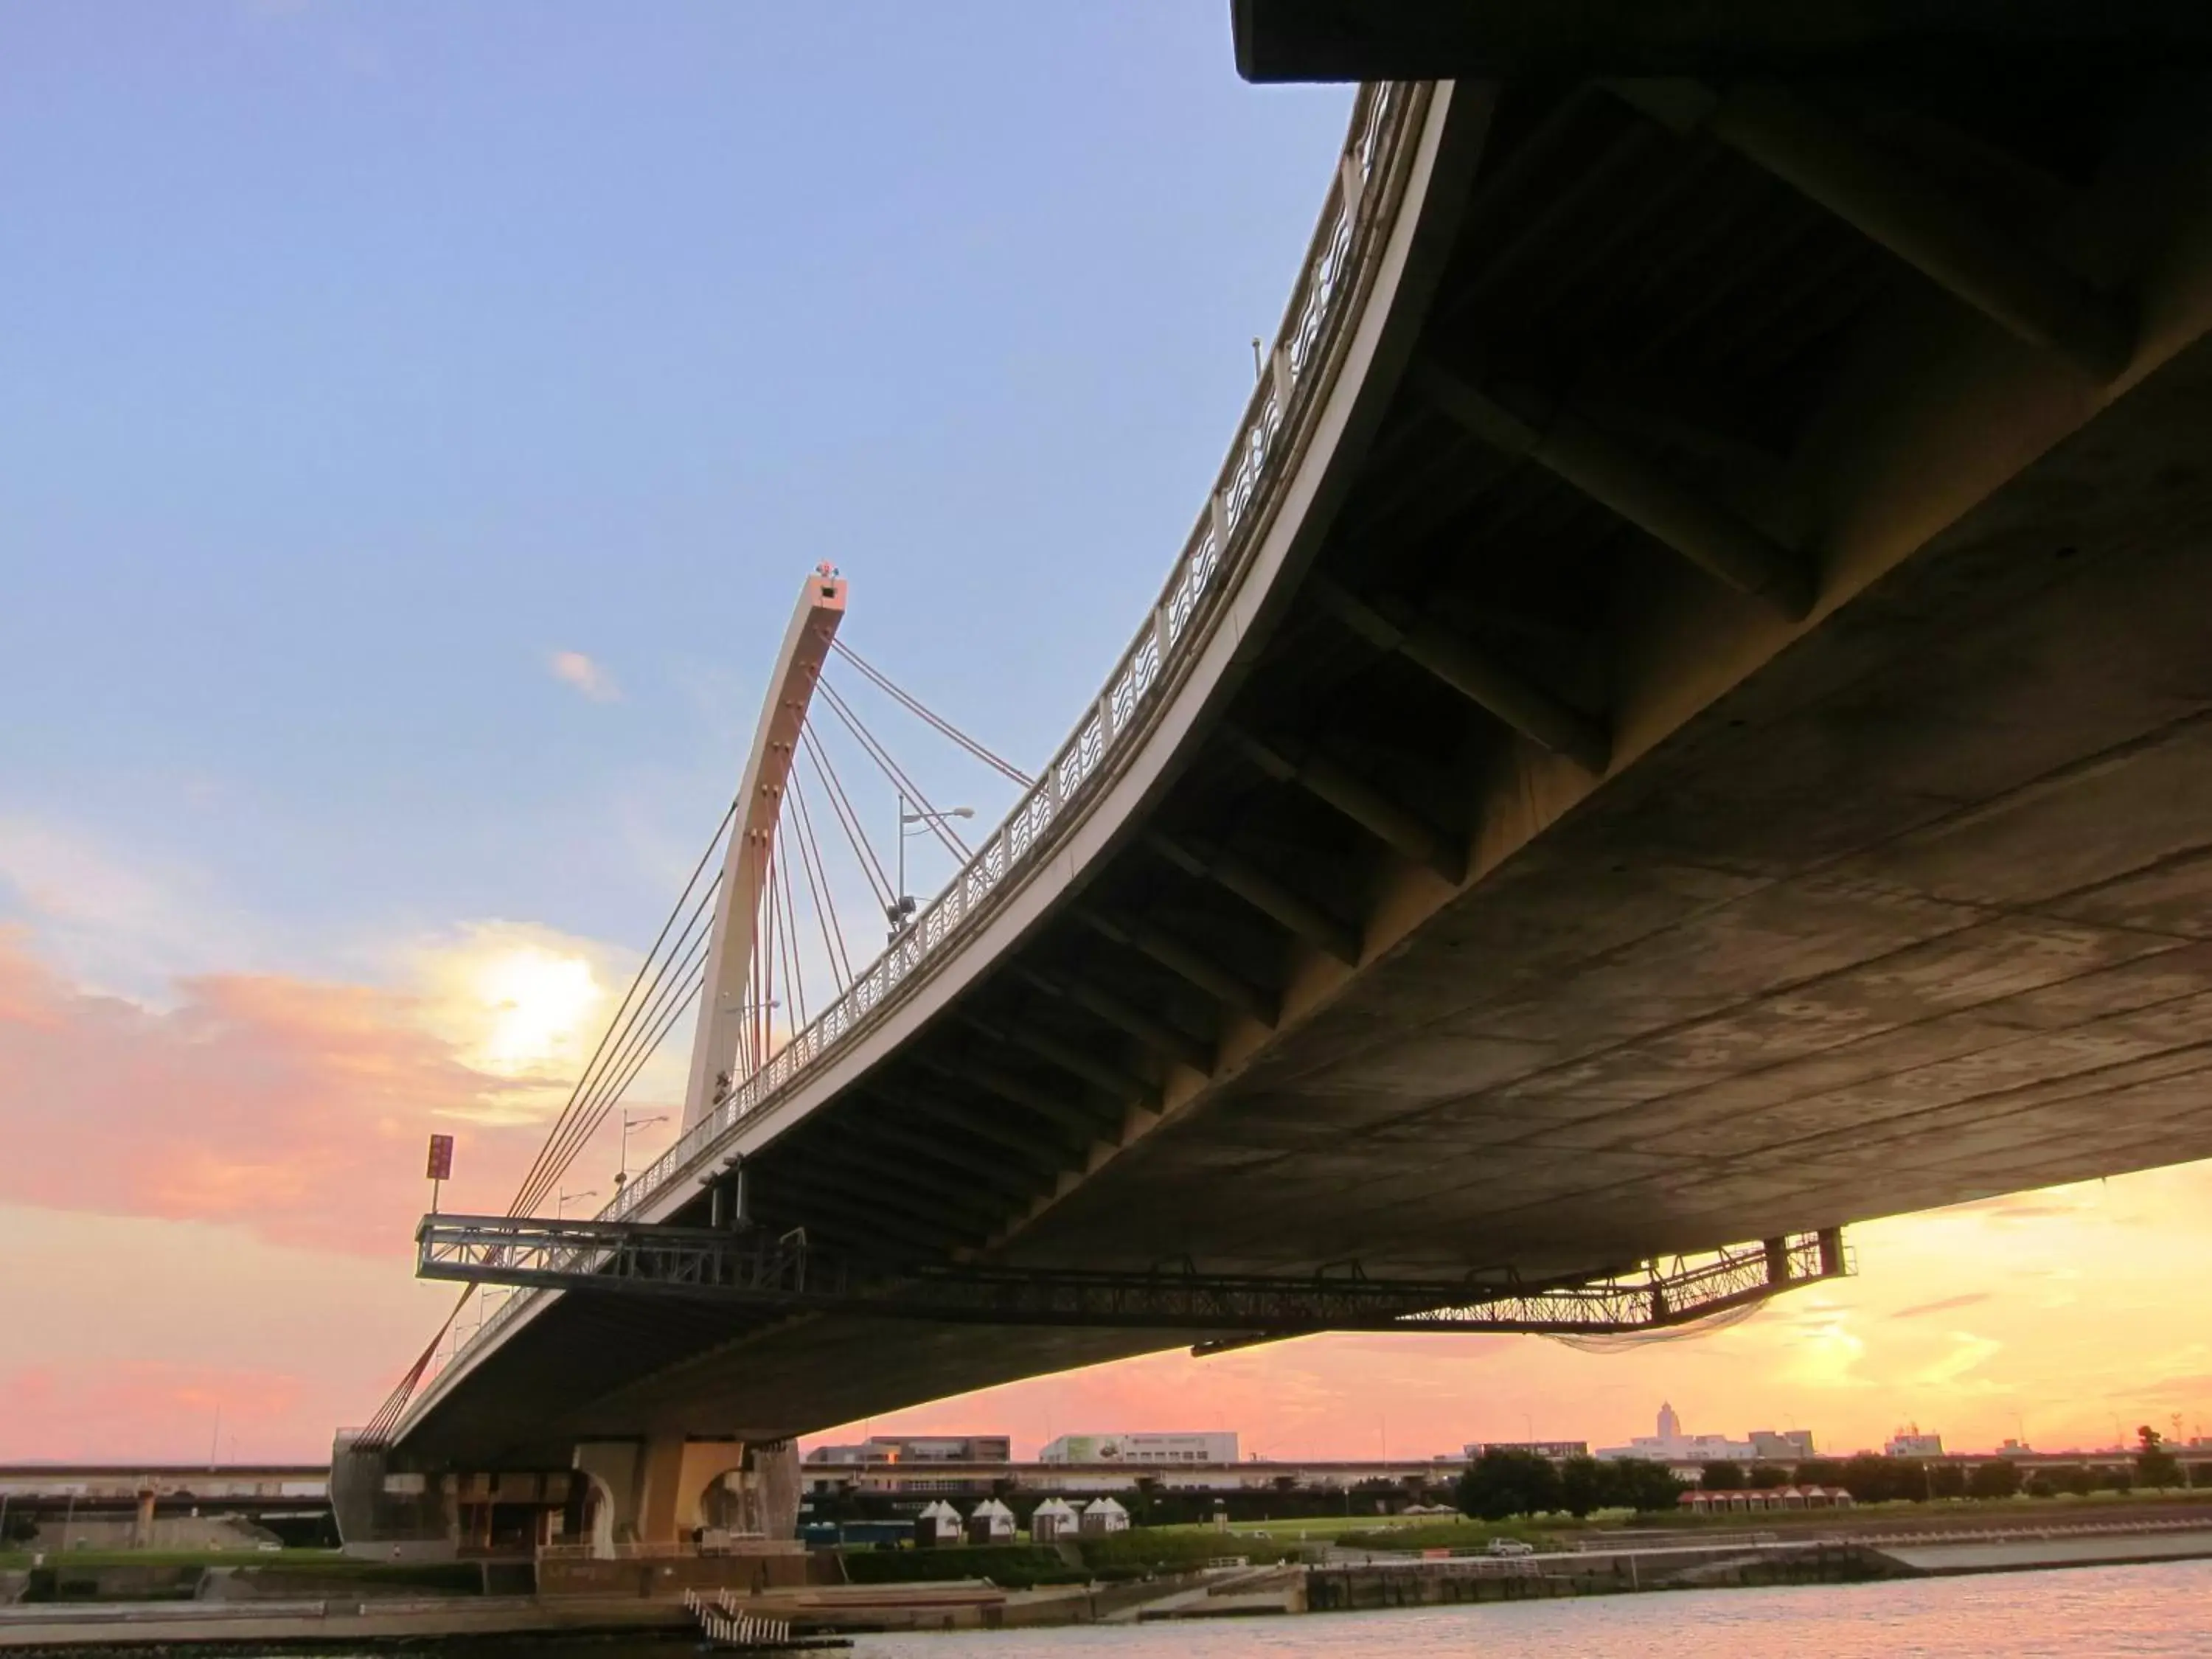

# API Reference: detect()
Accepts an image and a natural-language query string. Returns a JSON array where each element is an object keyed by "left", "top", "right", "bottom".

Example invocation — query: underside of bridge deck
[{"left": 397, "top": 36, "right": 2212, "bottom": 1464}]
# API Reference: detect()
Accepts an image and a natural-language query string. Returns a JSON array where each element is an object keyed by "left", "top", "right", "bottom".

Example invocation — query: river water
[
  {"left": 849, "top": 1561, "right": 2208, "bottom": 1656},
  {"left": 237, "top": 1559, "right": 2208, "bottom": 1657}
]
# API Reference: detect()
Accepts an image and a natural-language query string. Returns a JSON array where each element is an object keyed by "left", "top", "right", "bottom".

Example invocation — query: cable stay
[
  {"left": 815, "top": 676, "right": 972, "bottom": 862},
  {"left": 368, "top": 573, "right": 1044, "bottom": 1446},
  {"left": 830, "top": 637, "right": 1034, "bottom": 789}
]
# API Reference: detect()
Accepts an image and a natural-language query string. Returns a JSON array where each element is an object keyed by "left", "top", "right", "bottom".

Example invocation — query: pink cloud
[
  {"left": 1, "top": 1360, "right": 311, "bottom": 1464},
  {"left": 549, "top": 650, "right": 620, "bottom": 702},
  {"left": 0, "top": 930, "right": 541, "bottom": 1255}
]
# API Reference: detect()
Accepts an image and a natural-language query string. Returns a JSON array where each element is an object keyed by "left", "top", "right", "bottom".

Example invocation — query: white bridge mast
[{"left": 681, "top": 564, "right": 847, "bottom": 1132}]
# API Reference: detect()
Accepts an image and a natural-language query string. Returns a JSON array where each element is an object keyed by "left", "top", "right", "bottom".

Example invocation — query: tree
[
  {"left": 1745, "top": 1463, "right": 1790, "bottom": 1490},
  {"left": 1840, "top": 1453, "right": 1903, "bottom": 1504},
  {"left": 1559, "top": 1455, "right": 1604, "bottom": 1519},
  {"left": 2136, "top": 1426, "right": 2183, "bottom": 1490},
  {"left": 1699, "top": 1461, "right": 1745, "bottom": 1491},
  {"left": 1456, "top": 1448, "right": 1562, "bottom": 1520},
  {"left": 1793, "top": 1459, "right": 1847, "bottom": 1489},
  {"left": 1967, "top": 1460, "right": 2020, "bottom": 1500},
  {"left": 1929, "top": 1463, "right": 1968, "bottom": 1500},
  {"left": 1605, "top": 1458, "right": 1686, "bottom": 1515}
]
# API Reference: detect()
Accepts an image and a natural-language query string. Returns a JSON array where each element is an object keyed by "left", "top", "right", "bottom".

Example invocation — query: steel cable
[
  {"left": 828, "top": 638, "right": 1034, "bottom": 788},
  {"left": 815, "top": 678, "right": 972, "bottom": 861}
]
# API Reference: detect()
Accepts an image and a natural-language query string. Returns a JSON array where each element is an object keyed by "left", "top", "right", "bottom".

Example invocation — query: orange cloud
[
  {"left": 821, "top": 1161, "right": 2212, "bottom": 1463},
  {"left": 0, "top": 930, "right": 542, "bottom": 1255},
  {"left": 0, "top": 1202, "right": 457, "bottom": 1461}
]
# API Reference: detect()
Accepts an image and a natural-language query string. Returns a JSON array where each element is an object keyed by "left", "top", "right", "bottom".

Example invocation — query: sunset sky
[{"left": 4, "top": 3, "right": 2208, "bottom": 1469}]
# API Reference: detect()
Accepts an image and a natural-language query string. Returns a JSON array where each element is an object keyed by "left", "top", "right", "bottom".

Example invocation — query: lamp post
[
  {"left": 891, "top": 795, "right": 974, "bottom": 940},
  {"left": 616, "top": 1110, "right": 667, "bottom": 1190},
  {"left": 557, "top": 1188, "right": 597, "bottom": 1219}
]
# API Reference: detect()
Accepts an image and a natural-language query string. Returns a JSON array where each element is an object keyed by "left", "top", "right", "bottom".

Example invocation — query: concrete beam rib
[
  {"left": 1611, "top": 78, "right": 2134, "bottom": 381},
  {"left": 1411, "top": 360, "right": 1812, "bottom": 616},
  {"left": 798, "top": 1139, "right": 1020, "bottom": 1218},
  {"left": 768, "top": 1167, "right": 981, "bottom": 1248},
  {"left": 1308, "top": 574, "right": 1611, "bottom": 772},
  {"left": 1147, "top": 831, "right": 1363, "bottom": 964},
  {"left": 1013, "top": 967, "right": 1217, "bottom": 1074},
  {"left": 844, "top": 1119, "right": 1040, "bottom": 1197},
  {"left": 913, "top": 1051, "right": 1112, "bottom": 1143},
  {"left": 1226, "top": 725, "right": 1465, "bottom": 882},
  {"left": 760, "top": 1189, "right": 964, "bottom": 1256},
  {"left": 865, "top": 1085, "right": 1071, "bottom": 1171},
  {"left": 959, "top": 1012, "right": 1159, "bottom": 1105},
  {"left": 1077, "top": 908, "right": 1280, "bottom": 1026}
]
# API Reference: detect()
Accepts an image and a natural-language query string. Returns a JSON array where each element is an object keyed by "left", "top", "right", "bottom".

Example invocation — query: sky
[{"left": 3, "top": 1, "right": 2208, "bottom": 1468}]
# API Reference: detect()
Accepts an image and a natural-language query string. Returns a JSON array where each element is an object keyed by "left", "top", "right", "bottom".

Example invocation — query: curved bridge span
[{"left": 381, "top": 35, "right": 2212, "bottom": 1514}]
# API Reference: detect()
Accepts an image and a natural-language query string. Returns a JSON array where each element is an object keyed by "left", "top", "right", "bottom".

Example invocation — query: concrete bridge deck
[{"left": 386, "top": 27, "right": 2212, "bottom": 1489}]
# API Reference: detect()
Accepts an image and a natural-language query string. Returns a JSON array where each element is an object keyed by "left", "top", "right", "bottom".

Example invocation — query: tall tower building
[{"left": 1657, "top": 1402, "right": 1682, "bottom": 1441}]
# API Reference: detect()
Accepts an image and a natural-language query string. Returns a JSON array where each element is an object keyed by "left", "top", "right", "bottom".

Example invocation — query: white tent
[
  {"left": 1029, "top": 1498, "right": 1080, "bottom": 1542},
  {"left": 1077, "top": 1495, "right": 1130, "bottom": 1535},
  {"left": 966, "top": 1498, "right": 1017, "bottom": 1544},
  {"left": 915, "top": 1500, "right": 962, "bottom": 1546}
]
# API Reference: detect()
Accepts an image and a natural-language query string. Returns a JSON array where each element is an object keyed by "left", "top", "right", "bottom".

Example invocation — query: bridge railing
[
  {"left": 418, "top": 80, "right": 1419, "bottom": 1402},
  {"left": 603, "top": 82, "right": 1405, "bottom": 1229}
]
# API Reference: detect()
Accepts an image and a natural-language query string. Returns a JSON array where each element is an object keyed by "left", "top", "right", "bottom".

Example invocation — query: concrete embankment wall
[
  {"left": 1310, "top": 1544, "right": 1889, "bottom": 1613},
  {"left": 1873, "top": 1529, "right": 2212, "bottom": 1576}
]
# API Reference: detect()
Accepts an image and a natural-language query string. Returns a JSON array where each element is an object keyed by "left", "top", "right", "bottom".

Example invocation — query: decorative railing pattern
[{"left": 414, "top": 81, "right": 1416, "bottom": 1408}]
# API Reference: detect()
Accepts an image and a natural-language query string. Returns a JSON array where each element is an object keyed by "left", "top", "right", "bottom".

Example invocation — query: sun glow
[
  {"left": 407, "top": 923, "right": 627, "bottom": 1107},
  {"left": 470, "top": 946, "right": 602, "bottom": 1077}
]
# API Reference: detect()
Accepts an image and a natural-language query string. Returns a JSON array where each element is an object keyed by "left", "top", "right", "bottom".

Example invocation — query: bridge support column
[
  {"left": 574, "top": 1437, "right": 799, "bottom": 1551},
  {"left": 328, "top": 1434, "right": 461, "bottom": 1559}
]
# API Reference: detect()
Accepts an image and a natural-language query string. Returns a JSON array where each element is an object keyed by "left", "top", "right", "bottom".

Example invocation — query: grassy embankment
[
  {"left": 844, "top": 1526, "right": 1311, "bottom": 1590},
  {"left": 0, "top": 1548, "right": 346, "bottom": 1571},
  {"left": 0, "top": 1551, "right": 489, "bottom": 1603}
]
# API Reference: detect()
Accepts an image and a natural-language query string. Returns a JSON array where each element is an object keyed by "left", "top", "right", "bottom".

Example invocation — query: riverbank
[{"left": 6, "top": 1518, "right": 2211, "bottom": 1650}]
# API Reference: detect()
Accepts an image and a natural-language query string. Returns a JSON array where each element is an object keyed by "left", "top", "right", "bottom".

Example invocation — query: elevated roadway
[{"left": 370, "top": 12, "right": 2212, "bottom": 1544}]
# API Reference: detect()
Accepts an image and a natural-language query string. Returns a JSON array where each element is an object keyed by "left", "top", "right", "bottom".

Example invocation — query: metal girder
[
  {"left": 1308, "top": 574, "right": 1612, "bottom": 773},
  {"left": 1231, "top": 0, "right": 2212, "bottom": 83},
  {"left": 416, "top": 1214, "right": 1850, "bottom": 1337}
]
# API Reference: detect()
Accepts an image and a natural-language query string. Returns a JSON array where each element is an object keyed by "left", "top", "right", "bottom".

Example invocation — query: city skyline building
[
  {"left": 803, "top": 1435, "right": 1011, "bottom": 1466},
  {"left": 1594, "top": 1403, "right": 1817, "bottom": 1467},
  {"left": 1037, "top": 1432, "right": 1238, "bottom": 1465}
]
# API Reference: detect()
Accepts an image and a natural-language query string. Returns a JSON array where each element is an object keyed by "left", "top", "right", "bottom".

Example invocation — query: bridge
[{"left": 340, "top": 5, "right": 2212, "bottom": 1557}]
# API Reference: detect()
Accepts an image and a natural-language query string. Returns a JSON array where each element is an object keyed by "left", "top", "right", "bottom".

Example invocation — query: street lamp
[
  {"left": 891, "top": 795, "right": 974, "bottom": 939},
  {"left": 616, "top": 1110, "right": 668, "bottom": 1189},
  {"left": 557, "top": 1188, "right": 597, "bottom": 1219}
]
